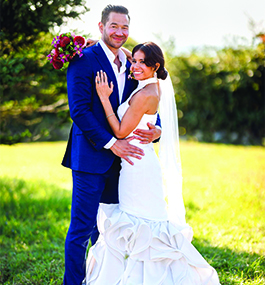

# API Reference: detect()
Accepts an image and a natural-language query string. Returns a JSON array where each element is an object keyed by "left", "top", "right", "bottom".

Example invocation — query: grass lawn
[{"left": 0, "top": 141, "right": 264, "bottom": 284}]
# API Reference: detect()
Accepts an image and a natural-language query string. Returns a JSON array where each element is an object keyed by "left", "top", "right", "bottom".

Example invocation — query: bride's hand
[
  {"left": 86, "top": 38, "right": 98, "bottom": 47},
  {"left": 95, "top": 71, "right": 114, "bottom": 100}
]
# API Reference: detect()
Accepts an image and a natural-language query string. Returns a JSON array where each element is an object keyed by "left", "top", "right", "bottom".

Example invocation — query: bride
[{"left": 85, "top": 42, "right": 220, "bottom": 285}]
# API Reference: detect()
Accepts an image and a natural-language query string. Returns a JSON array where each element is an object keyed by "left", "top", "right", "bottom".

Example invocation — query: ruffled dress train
[{"left": 86, "top": 204, "right": 219, "bottom": 284}]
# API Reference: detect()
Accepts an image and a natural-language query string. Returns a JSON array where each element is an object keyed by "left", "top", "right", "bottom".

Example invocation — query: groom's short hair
[{"left": 101, "top": 5, "right": 130, "bottom": 25}]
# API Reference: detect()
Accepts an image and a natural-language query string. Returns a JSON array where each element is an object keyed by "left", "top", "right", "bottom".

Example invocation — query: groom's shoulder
[
  {"left": 69, "top": 44, "right": 99, "bottom": 68},
  {"left": 83, "top": 43, "right": 101, "bottom": 58},
  {"left": 83, "top": 45, "right": 95, "bottom": 56},
  {"left": 67, "top": 44, "right": 103, "bottom": 74}
]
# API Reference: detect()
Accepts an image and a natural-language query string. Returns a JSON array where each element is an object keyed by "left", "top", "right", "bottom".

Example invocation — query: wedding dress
[{"left": 86, "top": 78, "right": 220, "bottom": 285}]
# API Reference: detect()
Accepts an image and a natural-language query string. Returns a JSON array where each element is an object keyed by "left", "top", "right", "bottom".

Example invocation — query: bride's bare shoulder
[
  {"left": 139, "top": 83, "right": 159, "bottom": 100},
  {"left": 130, "top": 84, "right": 159, "bottom": 109},
  {"left": 135, "top": 82, "right": 157, "bottom": 95}
]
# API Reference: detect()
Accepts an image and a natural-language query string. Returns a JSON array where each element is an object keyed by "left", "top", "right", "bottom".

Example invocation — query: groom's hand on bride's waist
[
  {"left": 133, "top": 123, "right": 161, "bottom": 144},
  {"left": 110, "top": 137, "right": 144, "bottom": 165}
]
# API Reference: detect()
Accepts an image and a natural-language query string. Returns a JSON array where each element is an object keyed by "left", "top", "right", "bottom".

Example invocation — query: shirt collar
[{"left": 99, "top": 39, "right": 127, "bottom": 69}]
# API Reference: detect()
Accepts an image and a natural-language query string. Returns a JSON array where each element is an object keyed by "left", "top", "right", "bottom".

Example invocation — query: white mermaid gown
[{"left": 86, "top": 79, "right": 220, "bottom": 285}]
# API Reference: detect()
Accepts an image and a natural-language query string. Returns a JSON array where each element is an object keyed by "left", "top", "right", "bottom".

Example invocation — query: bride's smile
[{"left": 131, "top": 50, "right": 157, "bottom": 80}]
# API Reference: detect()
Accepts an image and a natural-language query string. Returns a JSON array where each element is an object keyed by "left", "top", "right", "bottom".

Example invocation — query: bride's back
[{"left": 129, "top": 82, "right": 160, "bottom": 115}]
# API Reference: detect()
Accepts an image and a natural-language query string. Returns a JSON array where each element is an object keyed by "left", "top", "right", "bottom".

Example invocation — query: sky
[{"left": 60, "top": 0, "right": 265, "bottom": 54}]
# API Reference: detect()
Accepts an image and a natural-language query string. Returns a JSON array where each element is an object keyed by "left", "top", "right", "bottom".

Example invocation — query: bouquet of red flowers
[{"left": 47, "top": 32, "right": 86, "bottom": 70}]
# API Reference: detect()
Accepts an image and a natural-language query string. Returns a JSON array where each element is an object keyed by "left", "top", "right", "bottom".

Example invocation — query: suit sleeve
[
  {"left": 153, "top": 113, "right": 161, "bottom": 143},
  {"left": 155, "top": 113, "right": 161, "bottom": 128},
  {"left": 67, "top": 54, "right": 113, "bottom": 151}
]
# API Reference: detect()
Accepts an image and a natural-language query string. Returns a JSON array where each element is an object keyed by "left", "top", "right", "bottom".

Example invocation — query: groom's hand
[
  {"left": 110, "top": 137, "right": 144, "bottom": 165},
  {"left": 133, "top": 123, "right": 161, "bottom": 144}
]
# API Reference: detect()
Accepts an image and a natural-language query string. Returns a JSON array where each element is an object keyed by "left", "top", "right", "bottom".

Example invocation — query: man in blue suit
[{"left": 62, "top": 5, "right": 161, "bottom": 284}]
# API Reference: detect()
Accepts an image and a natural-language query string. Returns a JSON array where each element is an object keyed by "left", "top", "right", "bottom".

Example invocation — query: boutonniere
[{"left": 128, "top": 70, "right": 136, "bottom": 80}]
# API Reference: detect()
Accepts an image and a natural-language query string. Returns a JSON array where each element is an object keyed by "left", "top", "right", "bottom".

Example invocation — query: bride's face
[{"left": 131, "top": 50, "right": 155, "bottom": 81}]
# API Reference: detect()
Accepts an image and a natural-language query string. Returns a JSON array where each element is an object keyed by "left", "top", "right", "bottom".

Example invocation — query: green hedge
[{"left": 168, "top": 43, "right": 265, "bottom": 145}]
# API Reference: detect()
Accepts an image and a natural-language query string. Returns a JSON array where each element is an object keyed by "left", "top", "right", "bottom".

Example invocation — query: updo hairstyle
[{"left": 132, "top": 42, "right": 168, "bottom": 80}]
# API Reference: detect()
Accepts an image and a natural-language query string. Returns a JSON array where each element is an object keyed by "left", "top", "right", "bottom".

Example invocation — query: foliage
[
  {"left": 0, "top": 0, "right": 89, "bottom": 53},
  {"left": 166, "top": 42, "right": 265, "bottom": 145},
  {"left": 123, "top": 37, "right": 139, "bottom": 52},
  {"left": 0, "top": 0, "right": 89, "bottom": 144},
  {"left": 0, "top": 141, "right": 264, "bottom": 284},
  {"left": 0, "top": 32, "right": 71, "bottom": 144}
]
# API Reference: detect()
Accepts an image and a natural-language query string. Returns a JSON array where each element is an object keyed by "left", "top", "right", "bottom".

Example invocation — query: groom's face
[{"left": 99, "top": 12, "right": 129, "bottom": 50}]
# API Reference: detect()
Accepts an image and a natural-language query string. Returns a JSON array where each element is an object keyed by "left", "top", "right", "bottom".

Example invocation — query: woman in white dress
[{"left": 86, "top": 42, "right": 220, "bottom": 285}]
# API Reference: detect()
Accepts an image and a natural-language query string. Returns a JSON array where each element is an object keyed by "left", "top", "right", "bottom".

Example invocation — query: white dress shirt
[{"left": 99, "top": 39, "right": 127, "bottom": 149}]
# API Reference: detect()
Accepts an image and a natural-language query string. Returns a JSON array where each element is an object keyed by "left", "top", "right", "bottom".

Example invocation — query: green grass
[{"left": 0, "top": 141, "right": 264, "bottom": 284}]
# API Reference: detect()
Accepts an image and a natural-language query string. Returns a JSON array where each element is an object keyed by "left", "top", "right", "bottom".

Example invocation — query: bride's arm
[{"left": 95, "top": 71, "right": 153, "bottom": 139}]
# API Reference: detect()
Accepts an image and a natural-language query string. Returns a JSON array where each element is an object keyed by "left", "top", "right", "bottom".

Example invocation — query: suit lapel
[
  {"left": 93, "top": 43, "right": 119, "bottom": 111},
  {"left": 121, "top": 60, "right": 137, "bottom": 103}
]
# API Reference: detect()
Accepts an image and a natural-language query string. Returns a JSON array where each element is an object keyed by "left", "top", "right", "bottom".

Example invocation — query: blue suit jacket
[{"left": 62, "top": 43, "right": 160, "bottom": 174}]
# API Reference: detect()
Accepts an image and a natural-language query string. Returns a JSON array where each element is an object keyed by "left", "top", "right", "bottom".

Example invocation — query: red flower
[
  {"left": 60, "top": 37, "right": 71, "bottom": 48},
  {"left": 54, "top": 48, "right": 60, "bottom": 56},
  {"left": 52, "top": 56, "right": 64, "bottom": 70},
  {"left": 74, "top": 36, "right": 85, "bottom": 47}
]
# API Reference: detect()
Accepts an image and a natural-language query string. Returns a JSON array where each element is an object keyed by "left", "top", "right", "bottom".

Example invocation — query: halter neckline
[{"left": 137, "top": 77, "right": 158, "bottom": 90}]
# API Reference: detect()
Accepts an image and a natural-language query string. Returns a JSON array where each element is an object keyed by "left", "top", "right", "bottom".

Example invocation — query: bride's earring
[{"left": 153, "top": 64, "right": 159, "bottom": 78}]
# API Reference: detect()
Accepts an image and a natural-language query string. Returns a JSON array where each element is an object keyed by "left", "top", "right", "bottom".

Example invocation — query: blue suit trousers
[{"left": 63, "top": 158, "right": 120, "bottom": 285}]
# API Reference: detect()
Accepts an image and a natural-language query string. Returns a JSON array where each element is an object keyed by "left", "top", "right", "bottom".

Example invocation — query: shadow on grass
[
  {"left": 0, "top": 177, "right": 71, "bottom": 285},
  {"left": 0, "top": 177, "right": 264, "bottom": 284},
  {"left": 192, "top": 238, "right": 265, "bottom": 284},
  {"left": 185, "top": 200, "right": 265, "bottom": 283}
]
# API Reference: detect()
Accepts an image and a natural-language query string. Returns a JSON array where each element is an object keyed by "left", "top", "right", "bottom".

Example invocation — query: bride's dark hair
[{"left": 132, "top": 42, "right": 168, "bottom": 80}]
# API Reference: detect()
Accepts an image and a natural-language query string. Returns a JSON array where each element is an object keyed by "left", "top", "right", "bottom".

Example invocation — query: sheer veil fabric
[{"left": 158, "top": 73, "right": 191, "bottom": 236}]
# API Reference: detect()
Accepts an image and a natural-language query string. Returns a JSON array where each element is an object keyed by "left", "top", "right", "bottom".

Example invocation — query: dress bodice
[
  {"left": 117, "top": 77, "right": 158, "bottom": 145},
  {"left": 117, "top": 102, "right": 157, "bottom": 137}
]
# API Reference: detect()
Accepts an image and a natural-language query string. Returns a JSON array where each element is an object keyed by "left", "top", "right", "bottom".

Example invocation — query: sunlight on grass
[
  {"left": 0, "top": 142, "right": 72, "bottom": 190},
  {"left": 0, "top": 141, "right": 264, "bottom": 284},
  {"left": 180, "top": 143, "right": 265, "bottom": 251}
]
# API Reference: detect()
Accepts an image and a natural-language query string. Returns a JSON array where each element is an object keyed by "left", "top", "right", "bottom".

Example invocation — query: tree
[
  {"left": 1, "top": 0, "right": 89, "bottom": 53},
  {"left": 0, "top": 0, "right": 89, "bottom": 144}
]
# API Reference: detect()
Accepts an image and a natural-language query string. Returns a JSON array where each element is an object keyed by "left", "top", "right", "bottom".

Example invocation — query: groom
[{"left": 62, "top": 5, "right": 161, "bottom": 285}]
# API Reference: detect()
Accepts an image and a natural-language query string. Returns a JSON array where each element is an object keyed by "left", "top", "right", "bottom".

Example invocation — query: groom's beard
[{"left": 102, "top": 33, "right": 127, "bottom": 50}]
